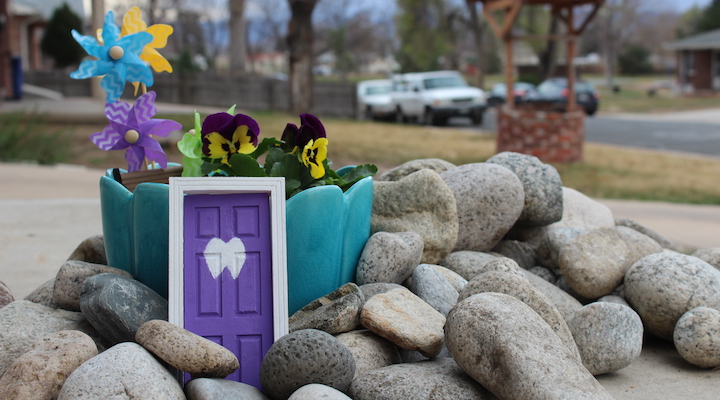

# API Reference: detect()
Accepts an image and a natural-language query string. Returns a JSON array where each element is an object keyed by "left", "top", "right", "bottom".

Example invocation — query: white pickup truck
[{"left": 391, "top": 70, "right": 487, "bottom": 126}]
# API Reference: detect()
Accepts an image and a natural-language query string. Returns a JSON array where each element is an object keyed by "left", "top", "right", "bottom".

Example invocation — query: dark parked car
[
  {"left": 533, "top": 77, "right": 599, "bottom": 116},
  {"left": 487, "top": 82, "right": 538, "bottom": 107}
]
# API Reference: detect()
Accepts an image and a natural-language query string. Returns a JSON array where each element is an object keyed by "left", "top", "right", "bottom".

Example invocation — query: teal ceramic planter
[
  {"left": 285, "top": 176, "right": 374, "bottom": 314},
  {"left": 100, "top": 168, "right": 373, "bottom": 313}
]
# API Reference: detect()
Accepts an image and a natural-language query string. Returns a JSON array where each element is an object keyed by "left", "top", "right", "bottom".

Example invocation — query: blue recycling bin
[{"left": 11, "top": 56, "right": 22, "bottom": 100}]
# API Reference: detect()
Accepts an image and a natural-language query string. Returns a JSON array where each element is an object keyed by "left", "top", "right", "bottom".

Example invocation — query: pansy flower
[
  {"left": 70, "top": 11, "right": 154, "bottom": 103},
  {"left": 291, "top": 114, "right": 328, "bottom": 179},
  {"left": 201, "top": 112, "right": 260, "bottom": 165},
  {"left": 90, "top": 91, "right": 182, "bottom": 172}
]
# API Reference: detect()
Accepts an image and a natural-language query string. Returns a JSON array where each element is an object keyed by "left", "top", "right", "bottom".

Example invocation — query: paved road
[{"left": 471, "top": 108, "right": 720, "bottom": 157}]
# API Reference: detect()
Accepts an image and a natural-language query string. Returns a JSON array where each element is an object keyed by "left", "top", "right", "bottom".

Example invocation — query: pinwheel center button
[
  {"left": 109, "top": 46, "right": 125, "bottom": 60},
  {"left": 124, "top": 129, "right": 140, "bottom": 144}
]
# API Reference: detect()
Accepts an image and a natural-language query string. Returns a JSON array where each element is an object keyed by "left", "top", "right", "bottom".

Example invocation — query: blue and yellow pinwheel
[{"left": 70, "top": 11, "right": 154, "bottom": 103}]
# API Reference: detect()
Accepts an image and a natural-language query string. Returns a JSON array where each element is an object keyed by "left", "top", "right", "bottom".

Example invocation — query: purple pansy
[
  {"left": 200, "top": 112, "right": 260, "bottom": 165},
  {"left": 90, "top": 91, "right": 182, "bottom": 172}
]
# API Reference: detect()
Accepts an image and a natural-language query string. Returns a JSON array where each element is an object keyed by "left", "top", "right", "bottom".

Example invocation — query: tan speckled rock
[
  {"left": 135, "top": 319, "right": 239, "bottom": 378},
  {"left": 0, "top": 280, "right": 13, "bottom": 309},
  {"left": 0, "top": 330, "right": 98, "bottom": 400},
  {"left": 673, "top": 307, "right": 720, "bottom": 368},
  {"left": 54, "top": 260, "right": 133, "bottom": 311},
  {"left": 360, "top": 287, "right": 445, "bottom": 358},
  {"left": 336, "top": 329, "right": 402, "bottom": 378}
]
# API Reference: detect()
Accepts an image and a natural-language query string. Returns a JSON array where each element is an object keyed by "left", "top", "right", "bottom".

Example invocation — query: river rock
[
  {"left": 80, "top": 273, "right": 168, "bottom": 345},
  {"left": 490, "top": 240, "right": 537, "bottom": 270},
  {"left": 445, "top": 293, "right": 612, "bottom": 400},
  {"left": 0, "top": 330, "right": 97, "bottom": 400},
  {"left": 692, "top": 247, "right": 720, "bottom": 270},
  {"left": 431, "top": 264, "right": 468, "bottom": 292},
  {"left": 536, "top": 227, "right": 586, "bottom": 271},
  {"left": 441, "top": 251, "right": 498, "bottom": 280},
  {"left": 378, "top": 158, "right": 456, "bottom": 181},
  {"left": 359, "top": 282, "right": 406, "bottom": 300},
  {"left": 136, "top": 319, "right": 239, "bottom": 378},
  {"left": 566, "top": 302, "right": 644, "bottom": 375},
  {"left": 0, "top": 280, "right": 13, "bottom": 308},
  {"left": 459, "top": 270, "right": 581, "bottom": 360},
  {"left": 260, "top": 329, "right": 355, "bottom": 400},
  {"left": 440, "top": 162, "right": 524, "bottom": 252},
  {"left": 289, "top": 283, "right": 364, "bottom": 334},
  {"left": 185, "top": 377, "right": 271, "bottom": 400},
  {"left": 624, "top": 251, "right": 720, "bottom": 340},
  {"left": 615, "top": 217, "right": 676, "bottom": 250},
  {"left": 66, "top": 234, "right": 107, "bottom": 265},
  {"left": 336, "top": 329, "right": 401, "bottom": 378},
  {"left": 356, "top": 231, "right": 424, "bottom": 285},
  {"left": 408, "top": 264, "right": 458, "bottom": 316},
  {"left": 523, "top": 270, "right": 583, "bottom": 320},
  {"left": 288, "top": 384, "right": 352, "bottom": 400},
  {"left": 24, "top": 278, "right": 58, "bottom": 308},
  {"left": 614, "top": 226, "right": 663, "bottom": 261},
  {"left": 54, "top": 260, "right": 133, "bottom": 311},
  {"left": 0, "top": 300, "right": 101, "bottom": 376},
  {"left": 57, "top": 342, "right": 184, "bottom": 399},
  {"left": 360, "top": 287, "right": 445, "bottom": 358},
  {"left": 527, "top": 266, "right": 557, "bottom": 283},
  {"left": 558, "top": 228, "right": 632, "bottom": 299},
  {"left": 486, "top": 151, "right": 563, "bottom": 227},
  {"left": 598, "top": 295, "right": 630, "bottom": 307},
  {"left": 348, "top": 357, "right": 498, "bottom": 400},
  {"left": 371, "top": 169, "right": 458, "bottom": 263},
  {"left": 673, "top": 306, "right": 720, "bottom": 368}
]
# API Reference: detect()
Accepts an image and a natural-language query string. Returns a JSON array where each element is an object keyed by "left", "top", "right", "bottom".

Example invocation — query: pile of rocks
[{"left": 2, "top": 151, "right": 720, "bottom": 399}]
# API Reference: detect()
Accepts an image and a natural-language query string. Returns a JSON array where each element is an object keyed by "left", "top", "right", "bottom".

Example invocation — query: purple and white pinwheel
[{"left": 90, "top": 91, "right": 182, "bottom": 172}]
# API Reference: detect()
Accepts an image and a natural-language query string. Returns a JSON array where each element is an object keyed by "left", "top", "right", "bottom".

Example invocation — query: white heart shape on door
[{"left": 204, "top": 237, "right": 247, "bottom": 279}]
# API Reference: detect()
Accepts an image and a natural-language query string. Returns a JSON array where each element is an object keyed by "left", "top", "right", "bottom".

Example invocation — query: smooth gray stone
[
  {"left": 185, "top": 378, "right": 270, "bottom": 400},
  {"left": 348, "top": 358, "right": 498, "bottom": 400},
  {"left": 614, "top": 226, "right": 663, "bottom": 262},
  {"left": 527, "top": 266, "right": 557, "bottom": 283},
  {"left": 289, "top": 283, "right": 364, "bottom": 335},
  {"left": 430, "top": 264, "right": 467, "bottom": 293},
  {"left": 522, "top": 270, "right": 583, "bottom": 321},
  {"left": 486, "top": 151, "right": 563, "bottom": 227},
  {"left": 625, "top": 251, "right": 720, "bottom": 340},
  {"left": 692, "top": 247, "right": 720, "bottom": 270},
  {"left": 136, "top": 320, "right": 239, "bottom": 378},
  {"left": 54, "top": 260, "right": 133, "bottom": 311},
  {"left": 441, "top": 251, "right": 498, "bottom": 280},
  {"left": 336, "top": 329, "right": 401, "bottom": 378},
  {"left": 260, "top": 329, "right": 355, "bottom": 400},
  {"left": 57, "top": 342, "right": 184, "bottom": 399},
  {"left": 378, "top": 158, "right": 456, "bottom": 181},
  {"left": 673, "top": 306, "right": 720, "bottom": 368},
  {"left": 24, "top": 278, "right": 58, "bottom": 308},
  {"left": 598, "top": 295, "right": 630, "bottom": 307},
  {"left": 0, "top": 300, "right": 102, "bottom": 377},
  {"left": 459, "top": 270, "right": 581, "bottom": 361},
  {"left": 615, "top": 217, "right": 676, "bottom": 250},
  {"left": 491, "top": 240, "right": 537, "bottom": 270},
  {"left": 408, "top": 264, "right": 458, "bottom": 316},
  {"left": 445, "top": 293, "right": 612, "bottom": 400},
  {"left": 558, "top": 228, "right": 632, "bottom": 299},
  {"left": 359, "top": 282, "right": 405, "bottom": 300},
  {"left": 371, "top": 169, "right": 458, "bottom": 264},
  {"left": 288, "top": 384, "right": 352, "bottom": 400},
  {"left": 440, "top": 163, "right": 524, "bottom": 252},
  {"left": 66, "top": 235, "right": 107, "bottom": 265},
  {"left": 356, "top": 231, "right": 424, "bottom": 285},
  {"left": 0, "top": 330, "right": 98, "bottom": 400},
  {"left": 536, "top": 227, "right": 586, "bottom": 272},
  {"left": 360, "top": 288, "right": 446, "bottom": 358},
  {"left": 567, "top": 302, "right": 644, "bottom": 375},
  {"left": 556, "top": 276, "right": 594, "bottom": 304},
  {"left": 80, "top": 273, "right": 168, "bottom": 345},
  {"left": 0, "top": 280, "right": 13, "bottom": 309}
]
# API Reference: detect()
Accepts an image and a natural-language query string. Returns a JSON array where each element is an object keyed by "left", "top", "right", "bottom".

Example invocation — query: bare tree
[
  {"left": 466, "top": 1, "right": 486, "bottom": 88},
  {"left": 594, "top": 0, "right": 641, "bottom": 87},
  {"left": 287, "top": 0, "right": 318, "bottom": 114},
  {"left": 229, "top": 0, "right": 248, "bottom": 74}
]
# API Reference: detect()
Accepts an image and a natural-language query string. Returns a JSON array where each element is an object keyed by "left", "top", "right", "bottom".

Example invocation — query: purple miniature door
[{"left": 183, "top": 192, "right": 274, "bottom": 388}]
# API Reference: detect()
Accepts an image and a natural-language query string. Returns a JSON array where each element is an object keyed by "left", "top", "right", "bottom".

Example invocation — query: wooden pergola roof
[{"left": 469, "top": 0, "right": 605, "bottom": 110}]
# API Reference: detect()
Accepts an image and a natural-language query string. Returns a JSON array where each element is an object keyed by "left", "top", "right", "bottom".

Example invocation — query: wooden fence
[{"left": 24, "top": 71, "right": 359, "bottom": 118}]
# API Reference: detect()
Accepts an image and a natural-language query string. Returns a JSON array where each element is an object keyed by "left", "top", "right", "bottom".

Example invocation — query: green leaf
[
  {"left": 181, "top": 156, "right": 203, "bottom": 177},
  {"left": 226, "top": 105, "right": 237, "bottom": 114},
  {"left": 285, "top": 178, "right": 302, "bottom": 195},
  {"left": 250, "top": 137, "right": 282, "bottom": 159},
  {"left": 269, "top": 154, "right": 303, "bottom": 181},
  {"left": 264, "top": 147, "right": 286, "bottom": 175},
  {"left": 193, "top": 110, "right": 202, "bottom": 133},
  {"left": 177, "top": 131, "right": 202, "bottom": 158},
  {"left": 228, "top": 153, "right": 266, "bottom": 177},
  {"left": 201, "top": 161, "right": 226, "bottom": 176},
  {"left": 336, "top": 164, "right": 378, "bottom": 191}
]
